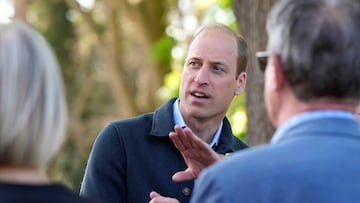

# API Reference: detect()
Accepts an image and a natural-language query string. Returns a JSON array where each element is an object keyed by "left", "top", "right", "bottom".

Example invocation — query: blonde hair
[{"left": 0, "top": 21, "right": 68, "bottom": 168}]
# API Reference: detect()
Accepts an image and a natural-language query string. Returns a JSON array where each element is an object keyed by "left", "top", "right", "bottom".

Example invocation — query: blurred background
[{"left": 1, "top": 0, "right": 276, "bottom": 192}]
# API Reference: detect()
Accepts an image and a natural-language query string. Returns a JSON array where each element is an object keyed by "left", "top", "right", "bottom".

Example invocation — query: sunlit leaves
[
  {"left": 159, "top": 69, "right": 182, "bottom": 99},
  {"left": 151, "top": 34, "right": 176, "bottom": 73}
]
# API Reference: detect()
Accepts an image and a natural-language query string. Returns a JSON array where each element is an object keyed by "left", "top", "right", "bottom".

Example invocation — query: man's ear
[
  {"left": 234, "top": 72, "right": 247, "bottom": 95},
  {"left": 271, "top": 54, "right": 286, "bottom": 90}
]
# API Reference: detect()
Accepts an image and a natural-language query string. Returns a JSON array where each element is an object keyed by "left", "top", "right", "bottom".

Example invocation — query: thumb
[
  {"left": 150, "top": 191, "right": 160, "bottom": 199},
  {"left": 172, "top": 171, "right": 195, "bottom": 182}
]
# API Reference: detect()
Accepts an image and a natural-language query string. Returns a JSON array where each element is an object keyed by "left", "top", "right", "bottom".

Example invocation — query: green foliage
[
  {"left": 216, "top": 0, "right": 232, "bottom": 9},
  {"left": 30, "top": 0, "right": 88, "bottom": 192},
  {"left": 31, "top": 0, "right": 75, "bottom": 81},
  {"left": 151, "top": 34, "right": 176, "bottom": 73},
  {"left": 50, "top": 141, "right": 87, "bottom": 192},
  {"left": 159, "top": 68, "right": 182, "bottom": 100},
  {"left": 227, "top": 94, "right": 247, "bottom": 142},
  {"left": 81, "top": 82, "right": 115, "bottom": 120},
  {"left": 195, "top": 0, "right": 231, "bottom": 9}
]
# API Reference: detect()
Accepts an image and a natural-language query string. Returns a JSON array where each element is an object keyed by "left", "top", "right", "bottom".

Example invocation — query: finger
[
  {"left": 181, "top": 129, "right": 221, "bottom": 163},
  {"left": 150, "top": 191, "right": 160, "bottom": 199},
  {"left": 169, "top": 126, "right": 187, "bottom": 151},
  {"left": 183, "top": 128, "right": 208, "bottom": 151},
  {"left": 176, "top": 126, "right": 195, "bottom": 149},
  {"left": 172, "top": 171, "right": 196, "bottom": 182},
  {"left": 171, "top": 125, "right": 192, "bottom": 150},
  {"left": 149, "top": 192, "right": 181, "bottom": 203}
]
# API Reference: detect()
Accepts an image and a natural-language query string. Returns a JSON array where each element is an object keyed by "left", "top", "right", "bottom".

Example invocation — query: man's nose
[{"left": 193, "top": 66, "right": 210, "bottom": 85}]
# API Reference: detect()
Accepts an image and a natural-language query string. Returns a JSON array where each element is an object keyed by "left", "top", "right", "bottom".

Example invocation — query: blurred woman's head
[{"left": 0, "top": 21, "right": 68, "bottom": 168}]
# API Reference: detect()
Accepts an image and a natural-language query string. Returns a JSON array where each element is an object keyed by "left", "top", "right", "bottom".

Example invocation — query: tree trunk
[
  {"left": 232, "top": 0, "right": 276, "bottom": 146},
  {"left": 14, "top": 0, "right": 30, "bottom": 20}
]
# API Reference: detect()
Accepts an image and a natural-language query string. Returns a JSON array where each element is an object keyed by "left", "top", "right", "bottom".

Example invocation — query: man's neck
[
  {"left": 184, "top": 116, "right": 223, "bottom": 144},
  {"left": 175, "top": 99, "right": 224, "bottom": 144},
  {"left": 277, "top": 96, "right": 355, "bottom": 128}
]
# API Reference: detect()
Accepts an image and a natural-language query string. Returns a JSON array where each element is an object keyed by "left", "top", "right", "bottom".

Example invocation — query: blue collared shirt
[
  {"left": 173, "top": 99, "right": 223, "bottom": 149},
  {"left": 271, "top": 110, "right": 357, "bottom": 144}
]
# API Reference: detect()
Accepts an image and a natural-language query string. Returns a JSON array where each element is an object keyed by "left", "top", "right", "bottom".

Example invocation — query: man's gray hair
[{"left": 266, "top": 0, "right": 360, "bottom": 102}]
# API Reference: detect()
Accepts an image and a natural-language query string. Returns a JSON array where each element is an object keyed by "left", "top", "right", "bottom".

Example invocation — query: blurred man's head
[{"left": 263, "top": 0, "right": 360, "bottom": 126}]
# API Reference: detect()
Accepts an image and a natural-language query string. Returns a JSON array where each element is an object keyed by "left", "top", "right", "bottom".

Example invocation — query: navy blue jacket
[{"left": 80, "top": 98, "right": 248, "bottom": 203}]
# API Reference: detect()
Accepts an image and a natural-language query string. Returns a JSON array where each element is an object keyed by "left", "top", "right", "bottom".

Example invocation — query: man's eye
[
  {"left": 188, "top": 61, "right": 202, "bottom": 69},
  {"left": 189, "top": 61, "right": 198, "bottom": 66},
  {"left": 213, "top": 66, "right": 223, "bottom": 72}
]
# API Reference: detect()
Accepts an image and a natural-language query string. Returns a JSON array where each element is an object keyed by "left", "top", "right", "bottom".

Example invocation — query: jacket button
[{"left": 182, "top": 187, "right": 191, "bottom": 196}]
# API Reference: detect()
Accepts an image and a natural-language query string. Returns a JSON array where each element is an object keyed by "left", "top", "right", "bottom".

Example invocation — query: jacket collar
[{"left": 149, "top": 98, "right": 177, "bottom": 137}]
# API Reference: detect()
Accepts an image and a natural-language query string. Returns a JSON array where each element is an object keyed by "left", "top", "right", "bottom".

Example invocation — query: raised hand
[{"left": 169, "top": 125, "right": 222, "bottom": 182}]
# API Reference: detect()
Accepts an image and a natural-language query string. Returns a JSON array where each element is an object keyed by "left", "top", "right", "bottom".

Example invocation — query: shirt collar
[
  {"left": 173, "top": 98, "right": 223, "bottom": 148},
  {"left": 271, "top": 110, "right": 357, "bottom": 144}
]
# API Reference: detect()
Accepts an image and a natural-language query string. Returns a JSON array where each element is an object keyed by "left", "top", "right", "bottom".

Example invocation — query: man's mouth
[{"left": 191, "top": 92, "right": 209, "bottom": 99}]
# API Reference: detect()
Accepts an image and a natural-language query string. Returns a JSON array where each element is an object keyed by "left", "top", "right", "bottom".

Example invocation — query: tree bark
[
  {"left": 14, "top": 0, "right": 30, "bottom": 20},
  {"left": 64, "top": 0, "right": 175, "bottom": 116},
  {"left": 232, "top": 0, "right": 276, "bottom": 145}
]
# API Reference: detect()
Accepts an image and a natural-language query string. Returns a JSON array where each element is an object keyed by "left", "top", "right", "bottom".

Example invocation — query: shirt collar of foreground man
[{"left": 271, "top": 110, "right": 358, "bottom": 144}]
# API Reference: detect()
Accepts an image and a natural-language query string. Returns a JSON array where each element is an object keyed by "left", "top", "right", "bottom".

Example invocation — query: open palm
[{"left": 169, "top": 125, "right": 221, "bottom": 182}]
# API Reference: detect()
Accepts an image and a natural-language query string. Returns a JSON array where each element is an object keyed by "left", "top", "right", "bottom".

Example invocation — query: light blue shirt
[
  {"left": 173, "top": 99, "right": 223, "bottom": 149},
  {"left": 271, "top": 110, "right": 357, "bottom": 144}
]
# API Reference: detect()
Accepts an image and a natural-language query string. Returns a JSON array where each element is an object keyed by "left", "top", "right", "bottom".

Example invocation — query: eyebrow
[
  {"left": 211, "top": 61, "right": 227, "bottom": 67},
  {"left": 187, "top": 57, "right": 228, "bottom": 67}
]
